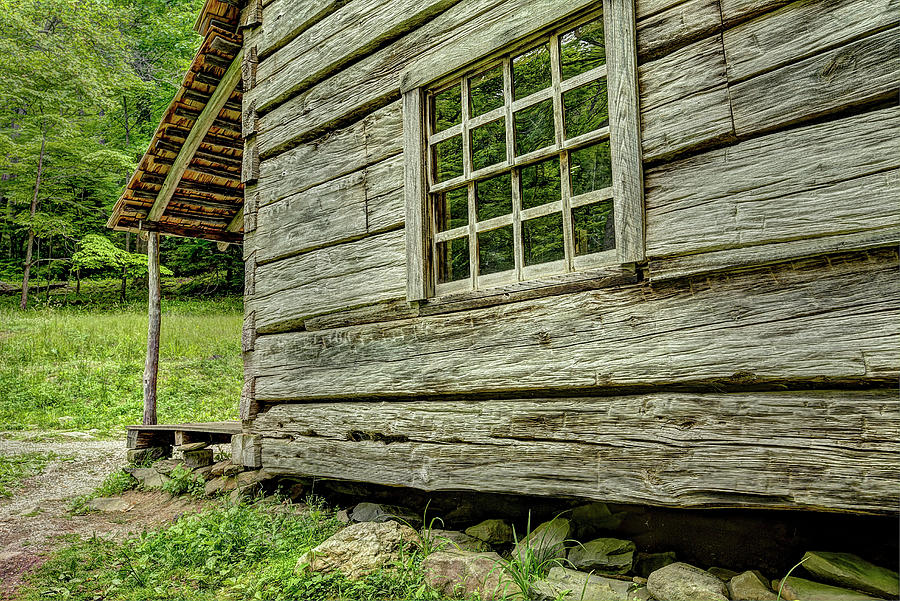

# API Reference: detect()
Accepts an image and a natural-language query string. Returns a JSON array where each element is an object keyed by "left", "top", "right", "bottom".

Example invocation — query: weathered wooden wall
[{"left": 237, "top": 0, "right": 900, "bottom": 512}]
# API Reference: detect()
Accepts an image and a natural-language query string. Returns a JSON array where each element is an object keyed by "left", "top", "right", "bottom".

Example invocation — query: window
[{"left": 404, "top": 4, "right": 643, "bottom": 300}]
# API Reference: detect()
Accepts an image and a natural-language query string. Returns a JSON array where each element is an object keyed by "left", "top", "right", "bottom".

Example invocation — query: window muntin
[{"left": 425, "top": 14, "right": 614, "bottom": 295}]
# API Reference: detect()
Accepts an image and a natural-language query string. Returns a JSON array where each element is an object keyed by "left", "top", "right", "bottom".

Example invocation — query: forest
[{"left": 0, "top": 0, "right": 243, "bottom": 309}]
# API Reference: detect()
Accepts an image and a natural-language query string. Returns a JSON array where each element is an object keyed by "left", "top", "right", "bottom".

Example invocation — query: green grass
[
  {"left": 18, "top": 500, "right": 462, "bottom": 601},
  {"left": 0, "top": 451, "right": 63, "bottom": 497},
  {"left": 0, "top": 286, "right": 242, "bottom": 435}
]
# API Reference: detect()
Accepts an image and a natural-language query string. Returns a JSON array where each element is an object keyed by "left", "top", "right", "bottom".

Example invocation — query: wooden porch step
[{"left": 126, "top": 421, "right": 241, "bottom": 449}]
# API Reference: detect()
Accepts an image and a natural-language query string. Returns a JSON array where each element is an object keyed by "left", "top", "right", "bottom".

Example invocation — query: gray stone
[
  {"left": 647, "top": 562, "right": 729, "bottom": 601},
  {"left": 176, "top": 441, "right": 209, "bottom": 452},
  {"left": 350, "top": 502, "right": 421, "bottom": 528},
  {"left": 465, "top": 519, "right": 514, "bottom": 545},
  {"left": 774, "top": 576, "right": 880, "bottom": 601},
  {"left": 208, "top": 459, "right": 231, "bottom": 478},
  {"left": 635, "top": 552, "right": 677, "bottom": 578},
  {"left": 512, "top": 518, "right": 571, "bottom": 561},
  {"left": 568, "top": 537, "right": 636, "bottom": 574},
  {"left": 126, "top": 467, "right": 170, "bottom": 490},
  {"left": 423, "top": 549, "right": 518, "bottom": 600},
  {"left": 86, "top": 497, "right": 131, "bottom": 512},
  {"left": 531, "top": 566, "right": 632, "bottom": 601},
  {"left": 126, "top": 447, "right": 168, "bottom": 464},
  {"left": 223, "top": 463, "right": 244, "bottom": 476},
  {"left": 426, "top": 529, "right": 491, "bottom": 552},
  {"left": 152, "top": 459, "right": 182, "bottom": 475},
  {"left": 628, "top": 585, "right": 655, "bottom": 601},
  {"left": 193, "top": 464, "right": 214, "bottom": 479},
  {"left": 336, "top": 509, "right": 351, "bottom": 524},
  {"left": 203, "top": 475, "right": 237, "bottom": 496},
  {"left": 728, "top": 571, "right": 777, "bottom": 601},
  {"left": 571, "top": 502, "right": 625, "bottom": 538},
  {"left": 182, "top": 449, "right": 213, "bottom": 468},
  {"left": 296, "top": 521, "right": 419, "bottom": 579},
  {"left": 801, "top": 551, "right": 899, "bottom": 599},
  {"left": 709, "top": 567, "right": 740, "bottom": 581}
]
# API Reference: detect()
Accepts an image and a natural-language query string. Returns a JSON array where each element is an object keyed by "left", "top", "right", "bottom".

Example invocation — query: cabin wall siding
[{"left": 238, "top": 0, "right": 900, "bottom": 512}]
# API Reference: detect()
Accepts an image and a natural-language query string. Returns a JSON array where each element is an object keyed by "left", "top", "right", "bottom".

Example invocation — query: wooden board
[
  {"left": 253, "top": 390, "right": 900, "bottom": 513},
  {"left": 641, "top": 84, "right": 735, "bottom": 162},
  {"left": 638, "top": 35, "right": 726, "bottom": 112},
  {"left": 645, "top": 106, "right": 900, "bottom": 258},
  {"left": 249, "top": 249, "right": 899, "bottom": 399},
  {"left": 635, "top": 0, "right": 722, "bottom": 62},
  {"left": 244, "top": 0, "right": 342, "bottom": 58}
]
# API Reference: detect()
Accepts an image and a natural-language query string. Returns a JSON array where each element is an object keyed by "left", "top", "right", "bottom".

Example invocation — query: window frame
[{"left": 404, "top": 0, "right": 643, "bottom": 302}]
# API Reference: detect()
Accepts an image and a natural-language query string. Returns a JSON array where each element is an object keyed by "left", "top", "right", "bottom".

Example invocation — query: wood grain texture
[
  {"left": 248, "top": 0, "right": 462, "bottom": 113},
  {"left": 250, "top": 227, "right": 406, "bottom": 333},
  {"left": 730, "top": 27, "right": 900, "bottom": 137},
  {"left": 645, "top": 106, "right": 900, "bottom": 258},
  {"left": 723, "top": 0, "right": 899, "bottom": 82},
  {"left": 639, "top": 35, "right": 725, "bottom": 112},
  {"left": 244, "top": 0, "right": 343, "bottom": 58},
  {"left": 403, "top": 88, "right": 429, "bottom": 301},
  {"left": 641, "top": 84, "right": 735, "bottom": 162},
  {"left": 635, "top": 0, "right": 722, "bottom": 62},
  {"left": 249, "top": 249, "right": 899, "bottom": 399},
  {"left": 253, "top": 390, "right": 900, "bottom": 513},
  {"left": 719, "top": 0, "right": 790, "bottom": 26}
]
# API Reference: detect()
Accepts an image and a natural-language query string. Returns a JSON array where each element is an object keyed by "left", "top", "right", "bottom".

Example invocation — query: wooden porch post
[{"left": 142, "top": 231, "right": 161, "bottom": 425}]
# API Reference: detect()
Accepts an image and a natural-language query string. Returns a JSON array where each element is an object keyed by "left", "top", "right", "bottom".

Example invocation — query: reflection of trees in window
[
  {"left": 469, "top": 66, "right": 504, "bottom": 116},
  {"left": 471, "top": 119, "right": 506, "bottom": 171},
  {"left": 513, "top": 44, "right": 551, "bottom": 100},
  {"left": 433, "top": 135, "right": 463, "bottom": 183},
  {"left": 515, "top": 99, "right": 555, "bottom": 156},
  {"left": 433, "top": 85, "right": 462, "bottom": 132},
  {"left": 437, "top": 237, "right": 470, "bottom": 283},
  {"left": 478, "top": 225, "right": 514, "bottom": 275}
]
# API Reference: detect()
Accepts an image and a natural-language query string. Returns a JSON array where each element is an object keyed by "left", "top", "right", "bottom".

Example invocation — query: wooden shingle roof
[{"left": 107, "top": 0, "right": 245, "bottom": 244}]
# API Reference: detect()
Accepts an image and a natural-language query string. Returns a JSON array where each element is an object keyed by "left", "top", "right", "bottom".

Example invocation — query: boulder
[
  {"left": 512, "top": 518, "right": 571, "bottom": 561},
  {"left": 87, "top": 497, "right": 131, "bottom": 512},
  {"left": 126, "top": 447, "right": 168, "bottom": 464},
  {"left": 223, "top": 462, "right": 244, "bottom": 476},
  {"left": 774, "top": 576, "right": 880, "bottom": 601},
  {"left": 635, "top": 552, "right": 677, "bottom": 578},
  {"left": 193, "top": 464, "right": 215, "bottom": 479},
  {"left": 426, "top": 529, "right": 491, "bottom": 552},
  {"left": 336, "top": 509, "right": 351, "bottom": 524},
  {"left": 152, "top": 459, "right": 182, "bottom": 475},
  {"left": 182, "top": 449, "right": 213, "bottom": 468},
  {"left": 801, "top": 551, "right": 899, "bottom": 599},
  {"left": 628, "top": 586, "right": 654, "bottom": 601},
  {"left": 709, "top": 567, "right": 739, "bottom": 581},
  {"left": 465, "top": 519, "right": 514, "bottom": 546},
  {"left": 423, "top": 550, "right": 517, "bottom": 600},
  {"left": 571, "top": 502, "right": 625, "bottom": 538},
  {"left": 568, "top": 537, "right": 636, "bottom": 574},
  {"left": 647, "top": 562, "right": 729, "bottom": 601},
  {"left": 203, "top": 475, "right": 237, "bottom": 496},
  {"left": 296, "top": 521, "right": 419, "bottom": 579},
  {"left": 350, "top": 502, "right": 421, "bottom": 528},
  {"left": 126, "top": 467, "right": 170, "bottom": 490},
  {"left": 208, "top": 459, "right": 231, "bottom": 478},
  {"left": 729, "top": 571, "right": 777, "bottom": 601},
  {"left": 530, "top": 566, "right": 632, "bottom": 601}
]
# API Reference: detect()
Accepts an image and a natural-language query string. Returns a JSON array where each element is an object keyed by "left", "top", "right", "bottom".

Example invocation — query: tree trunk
[
  {"left": 121, "top": 232, "right": 130, "bottom": 302},
  {"left": 76, "top": 267, "right": 81, "bottom": 295},
  {"left": 20, "top": 128, "right": 46, "bottom": 310},
  {"left": 143, "top": 232, "right": 161, "bottom": 425}
]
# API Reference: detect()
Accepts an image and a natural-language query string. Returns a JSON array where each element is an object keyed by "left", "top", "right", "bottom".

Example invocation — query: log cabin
[{"left": 108, "top": 0, "right": 900, "bottom": 515}]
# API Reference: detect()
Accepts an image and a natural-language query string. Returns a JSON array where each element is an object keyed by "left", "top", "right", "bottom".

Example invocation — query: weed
[
  {"left": 162, "top": 464, "right": 206, "bottom": 498},
  {"left": 0, "top": 452, "right": 59, "bottom": 496},
  {"left": 776, "top": 555, "right": 810, "bottom": 601},
  {"left": 96, "top": 469, "right": 138, "bottom": 496},
  {"left": 491, "top": 512, "right": 573, "bottom": 599}
]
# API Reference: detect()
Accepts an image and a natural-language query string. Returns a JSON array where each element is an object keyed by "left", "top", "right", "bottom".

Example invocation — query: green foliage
[
  {"left": 493, "top": 513, "right": 572, "bottom": 597},
  {"left": 96, "top": 469, "right": 139, "bottom": 497},
  {"left": 0, "top": 451, "right": 60, "bottom": 497},
  {"left": 162, "top": 464, "right": 206, "bottom": 498},
  {"left": 72, "top": 234, "right": 174, "bottom": 277}
]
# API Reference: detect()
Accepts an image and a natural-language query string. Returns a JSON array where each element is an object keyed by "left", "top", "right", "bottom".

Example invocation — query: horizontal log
[
  {"left": 730, "top": 27, "right": 900, "bottom": 137},
  {"left": 245, "top": 0, "right": 342, "bottom": 58},
  {"left": 723, "top": 0, "right": 899, "bottom": 83},
  {"left": 641, "top": 83, "right": 735, "bottom": 162},
  {"left": 635, "top": 0, "right": 722, "bottom": 62},
  {"left": 645, "top": 106, "right": 900, "bottom": 258},
  {"left": 638, "top": 35, "right": 726, "bottom": 112},
  {"left": 719, "top": 0, "right": 790, "bottom": 26},
  {"left": 250, "top": 227, "right": 406, "bottom": 333},
  {"left": 253, "top": 390, "right": 900, "bottom": 513},
  {"left": 249, "top": 248, "right": 899, "bottom": 399}
]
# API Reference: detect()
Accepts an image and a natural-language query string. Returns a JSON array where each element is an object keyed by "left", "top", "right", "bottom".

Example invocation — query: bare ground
[{"left": 0, "top": 432, "right": 204, "bottom": 599}]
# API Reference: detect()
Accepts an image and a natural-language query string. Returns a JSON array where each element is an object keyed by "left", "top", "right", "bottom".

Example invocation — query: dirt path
[{"left": 0, "top": 432, "right": 201, "bottom": 599}]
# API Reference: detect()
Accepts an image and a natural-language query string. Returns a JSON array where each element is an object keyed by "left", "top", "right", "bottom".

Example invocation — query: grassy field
[{"left": 0, "top": 281, "right": 242, "bottom": 434}]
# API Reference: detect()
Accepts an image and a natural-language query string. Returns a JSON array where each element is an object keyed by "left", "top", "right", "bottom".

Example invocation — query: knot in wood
[{"left": 536, "top": 330, "right": 552, "bottom": 344}]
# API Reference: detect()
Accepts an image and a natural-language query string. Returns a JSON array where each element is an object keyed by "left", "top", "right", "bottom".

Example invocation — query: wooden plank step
[{"left": 126, "top": 421, "right": 241, "bottom": 449}]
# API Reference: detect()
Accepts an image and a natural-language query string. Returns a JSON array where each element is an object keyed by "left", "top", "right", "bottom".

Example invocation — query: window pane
[
  {"left": 569, "top": 142, "right": 612, "bottom": 197},
  {"left": 573, "top": 200, "right": 615, "bottom": 255},
  {"left": 475, "top": 173, "right": 512, "bottom": 221},
  {"left": 559, "top": 18, "right": 606, "bottom": 80},
  {"left": 436, "top": 187, "right": 468, "bottom": 232},
  {"left": 471, "top": 118, "right": 507, "bottom": 172},
  {"left": 478, "top": 225, "right": 514, "bottom": 275},
  {"left": 433, "top": 85, "right": 462, "bottom": 133},
  {"left": 514, "top": 99, "right": 555, "bottom": 156},
  {"left": 523, "top": 212, "right": 565, "bottom": 266},
  {"left": 433, "top": 135, "right": 463, "bottom": 183},
  {"left": 469, "top": 65, "right": 504, "bottom": 117},
  {"left": 563, "top": 79, "right": 609, "bottom": 139},
  {"left": 520, "top": 158, "right": 561, "bottom": 210},
  {"left": 437, "top": 236, "right": 471, "bottom": 284},
  {"left": 513, "top": 44, "right": 551, "bottom": 101}
]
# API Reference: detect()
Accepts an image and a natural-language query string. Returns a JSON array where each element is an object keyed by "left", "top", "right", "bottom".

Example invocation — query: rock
[
  {"left": 774, "top": 576, "right": 880, "bottom": 601},
  {"left": 647, "top": 562, "right": 729, "bottom": 601},
  {"left": 633, "top": 576, "right": 648, "bottom": 585},
  {"left": 193, "top": 464, "right": 214, "bottom": 479},
  {"left": 709, "top": 567, "right": 740, "bottom": 581},
  {"left": 296, "top": 521, "right": 419, "bottom": 579},
  {"left": 512, "top": 518, "right": 571, "bottom": 561},
  {"left": 126, "top": 447, "right": 168, "bottom": 464},
  {"left": 628, "top": 586, "right": 655, "bottom": 601},
  {"left": 729, "top": 571, "right": 777, "bottom": 601},
  {"left": 203, "top": 475, "right": 237, "bottom": 496},
  {"left": 126, "top": 467, "right": 170, "bottom": 490},
  {"left": 571, "top": 502, "right": 625, "bottom": 538},
  {"left": 176, "top": 441, "right": 209, "bottom": 452},
  {"left": 336, "top": 509, "right": 351, "bottom": 524},
  {"left": 182, "top": 449, "right": 213, "bottom": 468},
  {"left": 87, "top": 497, "right": 131, "bottom": 512},
  {"left": 801, "top": 551, "right": 899, "bottom": 599},
  {"left": 152, "top": 459, "right": 182, "bottom": 475},
  {"left": 635, "top": 552, "right": 677, "bottom": 578},
  {"left": 426, "top": 529, "right": 491, "bottom": 552},
  {"left": 530, "top": 566, "right": 632, "bottom": 601},
  {"left": 223, "top": 462, "right": 244, "bottom": 476},
  {"left": 350, "top": 502, "right": 421, "bottom": 528},
  {"left": 568, "top": 537, "right": 636, "bottom": 574},
  {"left": 423, "top": 550, "right": 517, "bottom": 600},
  {"left": 466, "top": 519, "right": 514, "bottom": 546},
  {"left": 285, "top": 482, "right": 305, "bottom": 501},
  {"left": 208, "top": 459, "right": 231, "bottom": 478},
  {"left": 229, "top": 469, "right": 273, "bottom": 501}
]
